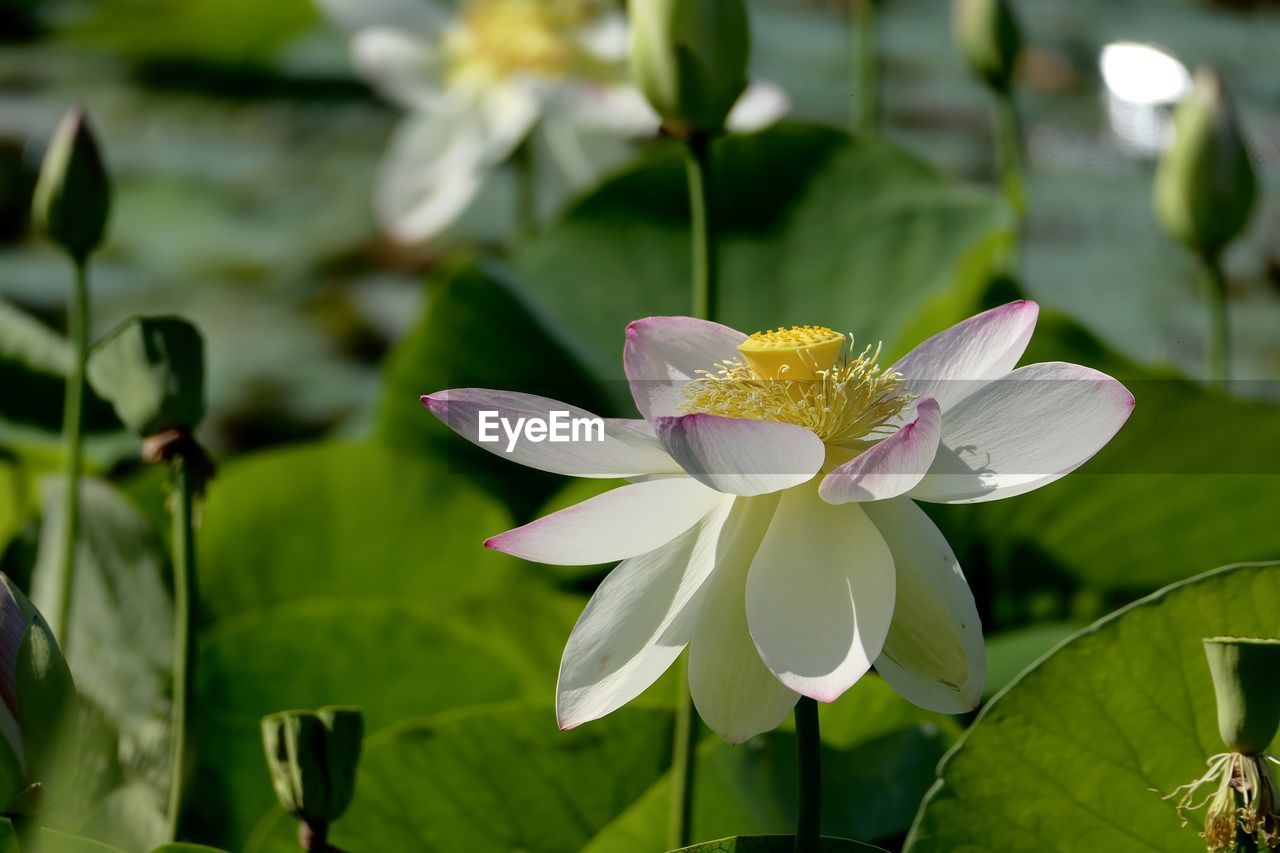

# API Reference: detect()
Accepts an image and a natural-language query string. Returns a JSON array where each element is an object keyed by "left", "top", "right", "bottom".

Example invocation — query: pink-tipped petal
[
  {"left": 865, "top": 499, "right": 985, "bottom": 713},
  {"left": 907, "top": 362, "right": 1135, "bottom": 504},
  {"left": 745, "top": 485, "right": 895, "bottom": 703},
  {"left": 485, "top": 477, "right": 723, "bottom": 566},
  {"left": 655, "top": 413, "right": 825, "bottom": 496},
  {"left": 555, "top": 499, "right": 734, "bottom": 730},
  {"left": 891, "top": 301, "right": 1039, "bottom": 413},
  {"left": 422, "top": 389, "right": 681, "bottom": 478},
  {"left": 819, "top": 398, "right": 942, "bottom": 504},
  {"left": 623, "top": 316, "right": 747, "bottom": 422}
]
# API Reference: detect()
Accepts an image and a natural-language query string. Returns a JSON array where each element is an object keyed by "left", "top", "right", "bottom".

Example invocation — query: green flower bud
[
  {"left": 953, "top": 0, "right": 1022, "bottom": 93},
  {"left": 1204, "top": 637, "right": 1280, "bottom": 754},
  {"left": 262, "top": 707, "right": 363, "bottom": 824},
  {"left": 628, "top": 0, "right": 750, "bottom": 136},
  {"left": 31, "top": 106, "right": 111, "bottom": 263},
  {"left": 87, "top": 317, "right": 206, "bottom": 437},
  {"left": 0, "top": 574, "right": 79, "bottom": 814},
  {"left": 1153, "top": 68, "right": 1257, "bottom": 259}
]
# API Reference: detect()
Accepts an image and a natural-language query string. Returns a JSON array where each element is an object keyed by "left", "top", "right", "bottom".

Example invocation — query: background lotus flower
[
  {"left": 424, "top": 301, "right": 1135, "bottom": 743},
  {"left": 315, "top": 0, "right": 789, "bottom": 243}
]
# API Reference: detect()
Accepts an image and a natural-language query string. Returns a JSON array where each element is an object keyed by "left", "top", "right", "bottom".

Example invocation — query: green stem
[
  {"left": 793, "top": 697, "right": 821, "bottom": 853},
  {"left": 11, "top": 814, "right": 41, "bottom": 853},
  {"left": 1201, "top": 253, "right": 1230, "bottom": 382},
  {"left": 166, "top": 452, "right": 198, "bottom": 840},
  {"left": 992, "top": 91, "right": 1026, "bottom": 234},
  {"left": 667, "top": 656, "right": 697, "bottom": 850},
  {"left": 851, "top": 0, "right": 878, "bottom": 135},
  {"left": 683, "top": 133, "right": 717, "bottom": 322},
  {"left": 54, "top": 259, "right": 88, "bottom": 649},
  {"left": 667, "top": 131, "right": 718, "bottom": 852},
  {"left": 513, "top": 137, "right": 537, "bottom": 238}
]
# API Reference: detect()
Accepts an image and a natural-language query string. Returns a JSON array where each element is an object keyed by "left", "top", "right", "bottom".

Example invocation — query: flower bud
[
  {"left": 1203, "top": 637, "right": 1280, "bottom": 754},
  {"left": 1153, "top": 68, "right": 1257, "bottom": 259},
  {"left": 262, "top": 707, "right": 363, "bottom": 824},
  {"left": 87, "top": 316, "right": 206, "bottom": 437},
  {"left": 31, "top": 106, "right": 111, "bottom": 262},
  {"left": 953, "top": 0, "right": 1022, "bottom": 93},
  {"left": 628, "top": 0, "right": 750, "bottom": 136},
  {"left": 0, "top": 574, "right": 79, "bottom": 814}
]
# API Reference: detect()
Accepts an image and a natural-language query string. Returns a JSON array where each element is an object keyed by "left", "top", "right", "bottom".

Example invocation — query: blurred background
[
  {"left": 2, "top": 0, "right": 1280, "bottom": 851},
  {"left": 4, "top": 0, "right": 1280, "bottom": 458}
]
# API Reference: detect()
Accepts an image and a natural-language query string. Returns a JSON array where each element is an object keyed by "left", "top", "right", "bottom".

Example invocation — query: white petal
[
  {"left": 907, "top": 362, "right": 1135, "bottom": 504},
  {"left": 485, "top": 477, "right": 723, "bottom": 565},
  {"left": 726, "top": 81, "right": 791, "bottom": 132},
  {"left": 422, "top": 389, "right": 682, "bottom": 477},
  {"left": 864, "top": 499, "right": 984, "bottom": 713},
  {"left": 557, "top": 499, "right": 734, "bottom": 729},
  {"left": 316, "top": 0, "right": 449, "bottom": 35},
  {"left": 575, "top": 10, "right": 629, "bottom": 62},
  {"left": 688, "top": 494, "right": 799, "bottom": 744},
  {"left": 351, "top": 27, "right": 442, "bottom": 111},
  {"left": 745, "top": 484, "right": 896, "bottom": 702},
  {"left": 623, "top": 316, "right": 748, "bottom": 422},
  {"left": 655, "top": 414, "right": 825, "bottom": 496},
  {"left": 555, "top": 84, "right": 661, "bottom": 137},
  {"left": 891, "top": 301, "right": 1040, "bottom": 413},
  {"left": 473, "top": 82, "right": 541, "bottom": 163},
  {"left": 374, "top": 113, "right": 488, "bottom": 242},
  {"left": 819, "top": 398, "right": 941, "bottom": 504}
]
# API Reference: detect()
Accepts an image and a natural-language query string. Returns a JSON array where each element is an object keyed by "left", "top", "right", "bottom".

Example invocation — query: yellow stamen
[
  {"left": 681, "top": 328, "right": 912, "bottom": 448},
  {"left": 737, "top": 325, "right": 845, "bottom": 381}
]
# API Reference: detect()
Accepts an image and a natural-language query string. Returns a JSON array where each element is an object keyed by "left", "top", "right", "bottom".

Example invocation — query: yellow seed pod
[{"left": 737, "top": 325, "right": 844, "bottom": 381}]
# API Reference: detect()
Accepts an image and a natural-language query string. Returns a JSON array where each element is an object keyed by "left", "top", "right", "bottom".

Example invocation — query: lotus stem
[
  {"left": 852, "top": 0, "right": 879, "bottom": 135},
  {"left": 684, "top": 132, "right": 717, "bottom": 323},
  {"left": 992, "top": 90, "right": 1026, "bottom": 236},
  {"left": 1200, "top": 252, "right": 1230, "bottom": 382},
  {"left": 54, "top": 258, "right": 89, "bottom": 649},
  {"left": 794, "top": 696, "right": 822, "bottom": 853},
  {"left": 668, "top": 129, "right": 719, "bottom": 851},
  {"left": 166, "top": 450, "right": 198, "bottom": 840}
]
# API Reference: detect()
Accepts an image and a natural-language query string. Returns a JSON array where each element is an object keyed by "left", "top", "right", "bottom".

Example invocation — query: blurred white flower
[
  {"left": 317, "top": 0, "right": 790, "bottom": 243},
  {"left": 424, "top": 303, "right": 1135, "bottom": 743}
]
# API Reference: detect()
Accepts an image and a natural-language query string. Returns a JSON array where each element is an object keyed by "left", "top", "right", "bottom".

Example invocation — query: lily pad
[
  {"left": 30, "top": 477, "right": 173, "bottom": 850},
  {"left": 197, "top": 441, "right": 520, "bottom": 623},
  {"left": 0, "top": 299, "right": 122, "bottom": 436},
  {"left": 245, "top": 704, "right": 676, "bottom": 853},
  {"left": 185, "top": 601, "right": 535, "bottom": 849},
  {"left": 674, "top": 837, "right": 885, "bottom": 852},
  {"left": 905, "top": 561, "right": 1280, "bottom": 852}
]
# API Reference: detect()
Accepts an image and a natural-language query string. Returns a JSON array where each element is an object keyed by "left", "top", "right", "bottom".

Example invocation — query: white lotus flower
[
  {"left": 423, "top": 302, "right": 1134, "bottom": 743},
  {"left": 317, "top": 0, "right": 790, "bottom": 243}
]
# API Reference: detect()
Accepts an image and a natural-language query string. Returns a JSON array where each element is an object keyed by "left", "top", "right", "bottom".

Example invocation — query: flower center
[
  {"left": 445, "top": 0, "right": 607, "bottom": 87},
  {"left": 681, "top": 325, "right": 913, "bottom": 448}
]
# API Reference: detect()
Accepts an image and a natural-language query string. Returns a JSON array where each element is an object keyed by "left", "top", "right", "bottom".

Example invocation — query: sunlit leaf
[
  {"left": 30, "top": 477, "right": 173, "bottom": 850},
  {"left": 906, "top": 561, "right": 1280, "bottom": 852}
]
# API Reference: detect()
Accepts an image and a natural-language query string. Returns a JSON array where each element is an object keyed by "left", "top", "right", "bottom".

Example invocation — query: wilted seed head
[
  {"left": 628, "top": 0, "right": 750, "bottom": 136},
  {"left": 262, "top": 707, "right": 364, "bottom": 825},
  {"left": 31, "top": 106, "right": 111, "bottom": 262},
  {"left": 953, "top": 0, "right": 1022, "bottom": 93},
  {"left": 1153, "top": 68, "right": 1257, "bottom": 259}
]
